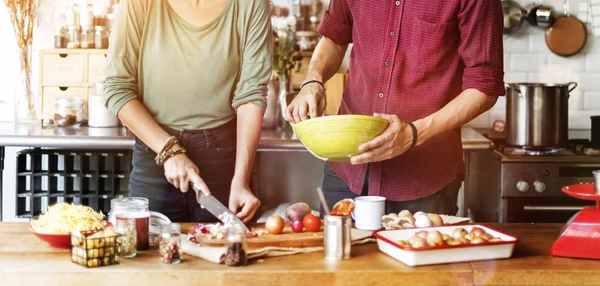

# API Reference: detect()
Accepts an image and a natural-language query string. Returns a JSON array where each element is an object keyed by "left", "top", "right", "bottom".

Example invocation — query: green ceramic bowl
[{"left": 293, "top": 115, "right": 390, "bottom": 162}]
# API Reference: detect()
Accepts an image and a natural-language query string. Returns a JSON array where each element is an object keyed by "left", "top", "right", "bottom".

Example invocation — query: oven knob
[
  {"left": 516, "top": 181, "right": 529, "bottom": 192},
  {"left": 534, "top": 181, "right": 546, "bottom": 193}
]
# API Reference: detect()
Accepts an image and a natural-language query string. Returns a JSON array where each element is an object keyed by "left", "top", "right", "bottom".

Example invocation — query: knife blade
[{"left": 192, "top": 184, "right": 250, "bottom": 233}]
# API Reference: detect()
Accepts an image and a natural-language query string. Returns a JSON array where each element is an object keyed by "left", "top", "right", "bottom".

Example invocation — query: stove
[{"left": 468, "top": 138, "right": 600, "bottom": 223}]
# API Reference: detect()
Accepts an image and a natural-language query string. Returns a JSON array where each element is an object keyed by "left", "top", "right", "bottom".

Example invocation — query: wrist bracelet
[
  {"left": 300, "top": 80, "right": 325, "bottom": 91},
  {"left": 157, "top": 147, "right": 186, "bottom": 166},
  {"left": 155, "top": 136, "right": 179, "bottom": 163},
  {"left": 406, "top": 122, "right": 418, "bottom": 150}
]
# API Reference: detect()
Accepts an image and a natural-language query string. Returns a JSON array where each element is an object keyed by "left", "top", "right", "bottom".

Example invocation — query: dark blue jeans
[
  {"left": 321, "top": 163, "right": 463, "bottom": 216},
  {"left": 129, "top": 120, "right": 236, "bottom": 222}
]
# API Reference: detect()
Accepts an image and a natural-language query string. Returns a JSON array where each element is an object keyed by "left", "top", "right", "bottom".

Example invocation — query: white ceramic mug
[{"left": 351, "top": 196, "right": 386, "bottom": 231}]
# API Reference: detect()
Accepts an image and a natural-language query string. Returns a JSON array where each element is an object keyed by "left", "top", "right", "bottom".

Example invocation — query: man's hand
[
  {"left": 350, "top": 113, "right": 414, "bottom": 165},
  {"left": 229, "top": 183, "right": 261, "bottom": 223},
  {"left": 285, "top": 82, "right": 326, "bottom": 123}
]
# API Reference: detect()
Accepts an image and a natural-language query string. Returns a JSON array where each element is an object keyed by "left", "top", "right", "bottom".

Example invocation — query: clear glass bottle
[
  {"left": 115, "top": 217, "right": 137, "bottom": 258},
  {"left": 224, "top": 224, "right": 248, "bottom": 266},
  {"left": 80, "top": 26, "right": 94, "bottom": 49},
  {"left": 53, "top": 97, "right": 84, "bottom": 127},
  {"left": 66, "top": 26, "right": 81, "bottom": 49},
  {"left": 159, "top": 223, "right": 182, "bottom": 264},
  {"left": 65, "top": 3, "right": 80, "bottom": 27},
  {"left": 54, "top": 26, "right": 67, "bottom": 48},
  {"left": 79, "top": 4, "right": 94, "bottom": 27},
  {"left": 94, "top": 26, "right": 109, "bottom": 49}
]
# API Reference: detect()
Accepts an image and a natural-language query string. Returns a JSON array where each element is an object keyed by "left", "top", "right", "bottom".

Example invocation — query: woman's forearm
[
  {"left": 117, "top": 99, "right": 174, "bottom": 153},
  {"left": 232, "top": 103, "right": 264, "bottom": 186}
]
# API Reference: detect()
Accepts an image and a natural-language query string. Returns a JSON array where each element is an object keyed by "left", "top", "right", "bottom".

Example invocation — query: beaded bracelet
[
  {"left": 155, "top": 136, "right": 179, "bottom": 163},
  {"left": 156, "top": 148, "right": 186, "bottom": 166}
]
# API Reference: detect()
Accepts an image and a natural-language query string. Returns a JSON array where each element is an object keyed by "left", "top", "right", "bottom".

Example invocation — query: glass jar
[
  {"left": 224, "top": 224, "right": 248, "bottom": 266},
  {"left": 79, "top": 4, "right": 94, "bottom": 27},
  {"left": 65, "top": 4, "right": 79, "bottom": 27},
  {"left": 89, "top": 82, "right": 118, "bottom": 127},
  {"left": 159, "top": 223, "right": 182, "bottom": 264},
  {"left": 93, "top": 4, "right": 110, "bottom": 27},
  {"left": 80, "top": 26, "right": 94, "bottom": 49},
  {"left": 66, "top": 26, "right": 81, "bottom": 49},
  {"left": 53, "top": 97, "right": 84, "bottom": 127},
  {"left": 54, "top": 26, "right": 67, "bottom": 48},
  {"left": 94, "top": 26, "right": 109, "bottom": 49},
  {"left": 108, "top": 197, "right": 153, "bottom": 250},
  {"left": 115, "top": 217, "right": 137, "bottom": 258}
]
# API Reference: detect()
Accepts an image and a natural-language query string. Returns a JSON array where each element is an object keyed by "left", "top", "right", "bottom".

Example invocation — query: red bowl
[{"left": 30, "top": 222, "right": 111, "bottom": 249}]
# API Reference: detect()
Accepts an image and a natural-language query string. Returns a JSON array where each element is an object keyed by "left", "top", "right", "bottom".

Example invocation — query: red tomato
[{"left": 302, "top": 213, "right": 321, "bottom": 232}]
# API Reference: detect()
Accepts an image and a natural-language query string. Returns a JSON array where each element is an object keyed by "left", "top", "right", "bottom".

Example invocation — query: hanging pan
[{"left": 545, "top": 0, "right": 587, "bottom": 57}]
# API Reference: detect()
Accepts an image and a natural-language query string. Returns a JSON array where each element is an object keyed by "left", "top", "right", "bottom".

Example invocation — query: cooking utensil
[
  {"left": 192, "top": 184, "right": 250, "bottom": 233},
  {"left": 505, "top": 82, "right": 577, "bottom": 148},
  {"left": 502, "top": 0, "right": 527, "bottom": 34},
  {"left": 551, "top": 184, "right": 600, "bottom": 259},
  {"left": 545, "top": 0, "right": 587, "bottom": 57},
  {"left": 317, "top": 187, "right": 330, "bottom": 216},
  {"left": 527, "top": 1, "right": 555, "bottom": 27}
]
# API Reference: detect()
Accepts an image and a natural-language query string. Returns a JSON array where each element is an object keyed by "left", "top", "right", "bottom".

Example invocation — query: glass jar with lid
[
  {"left": 80, "top": 26, "right": 94, "bottom": 49},
  {"left": 53, "top": 97, "right": 84, "bottom": 127},
  {"left": 224, "top": 224, "right": 248, "bottom": 266},
  {"left": 108, "top": 197, "right": 149, "bottom": 224},
  {"left": 94, "top": 26, "right": 109, "bottom": 49},
  {"left": 66, "top": 26, "right": 81, "bottom": 49},
  {"left": 159, "top": 223, "right": 182, "bottom": 264},
  {"left": 54, "top": 26, "right": 67, "bottom": 48}
]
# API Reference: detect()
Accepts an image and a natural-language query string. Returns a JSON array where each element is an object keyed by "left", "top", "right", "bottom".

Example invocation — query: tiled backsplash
[{"left": 467, "top": 0, "right": 600, "bottom": 130}]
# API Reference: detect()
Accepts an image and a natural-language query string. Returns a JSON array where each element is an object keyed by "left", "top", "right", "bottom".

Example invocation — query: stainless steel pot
[
  {"left": 527, "top": 5, "right": 555, "bottom": 27},
  {"left": 505, "top": 82, "right": 577, "bottom": 148}
]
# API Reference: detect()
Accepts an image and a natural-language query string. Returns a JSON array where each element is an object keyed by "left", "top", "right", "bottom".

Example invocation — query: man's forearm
[
  {"left": 413, "top": 89, "right": 498, "bottom": 146},
  {"left": 232, "top": 103, "right": 264, "bottom": 186},
  {"left": 304, "top": 37, "right": 348, "bottom": 83}
]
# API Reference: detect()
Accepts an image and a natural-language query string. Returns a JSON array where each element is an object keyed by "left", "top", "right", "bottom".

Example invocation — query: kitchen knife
[{"left": 192, "top": 184, "right": 250, "bottom": 233}]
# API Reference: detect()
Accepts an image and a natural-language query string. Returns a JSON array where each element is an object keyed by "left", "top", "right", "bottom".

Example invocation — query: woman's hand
[
  {"left": 163, "top": 151, "right": 211, "bottom": 196},
  {"left": 229, "top": 182, "right": 261, "bottom": 223}
]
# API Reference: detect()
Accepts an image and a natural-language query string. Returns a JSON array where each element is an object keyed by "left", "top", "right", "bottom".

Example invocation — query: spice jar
[
  {"left": 80, "top": 26, "right": 95, "bottom": 49},
  {"left": 65, "top": 3, "right": 79, "bottom": 27},
  {"left": 94, "top": 26, "right": 109, "bottom": 49},
  {"left": 67, "top": 26, "right": 81, "bottom": 49},
  {"left": 115, "top": 217, "right": 137, "bottom": 258},
  {"left": 54, "top": 26, "right": 67, "bottom": 48},
  {"left": 225, "top": 224, "right": 248, "bottom": 266},
  {"left": 93, "top": 5, "right": 110, "bottom": 27},
  {"left": 53, "top": 97, "right": 84, "bottom": 127},
  {"left": 89, "top": 82, "right": 118, "bottom": 126},
  {"left": 159, "top": 223, "right": 182, "bottom": 264}
]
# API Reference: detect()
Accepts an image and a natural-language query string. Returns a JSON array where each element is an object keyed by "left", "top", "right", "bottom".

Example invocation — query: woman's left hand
[
  {"left": 350, "top": 113, "right": 414, "bottom": 165},
  {"left": 229, "top": 183, "right": 261, "bottom": 223}
]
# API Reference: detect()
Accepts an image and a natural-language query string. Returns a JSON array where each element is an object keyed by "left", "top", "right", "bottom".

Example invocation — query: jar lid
[
  {"left": 111, "top": 197, "right": 149, "bottom": 211},
  {"left": 54, "top": 97, "right": 83, "bottom": 108},
  {"left": 94, "top": 26, "right": 106, "bottom": 31}
]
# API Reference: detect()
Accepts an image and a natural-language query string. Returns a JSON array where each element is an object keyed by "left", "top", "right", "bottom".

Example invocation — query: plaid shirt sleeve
[
  {"left": 458, "top": 0, "right": 505, "bottom": 97},
  {"left": 317, "top": 0, "right": 353, "bottom": 45}
]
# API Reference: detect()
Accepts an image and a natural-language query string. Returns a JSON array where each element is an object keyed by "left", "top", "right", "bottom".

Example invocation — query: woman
[{"left": 103, "top": 0, "right": 272, "bottom": 222}]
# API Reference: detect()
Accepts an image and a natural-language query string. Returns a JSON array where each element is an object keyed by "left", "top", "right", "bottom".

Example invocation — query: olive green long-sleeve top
[{"left": 103, "top": 0, "right": 272, "bottom": 131}]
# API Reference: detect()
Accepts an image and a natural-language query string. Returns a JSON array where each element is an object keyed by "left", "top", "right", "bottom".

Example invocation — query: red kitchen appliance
[{"left": 551, "top": 184, "right": 600, "bottom": 259}]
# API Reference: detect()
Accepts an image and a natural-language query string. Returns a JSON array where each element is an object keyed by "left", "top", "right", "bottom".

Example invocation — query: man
[{"left": 286, "top": 0, "right": 504, "bottom": 215}]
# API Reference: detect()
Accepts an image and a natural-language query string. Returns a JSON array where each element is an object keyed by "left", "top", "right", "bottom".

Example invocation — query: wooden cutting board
[{"left": 191, "top": 225, "right": 325, "bottom": 250}]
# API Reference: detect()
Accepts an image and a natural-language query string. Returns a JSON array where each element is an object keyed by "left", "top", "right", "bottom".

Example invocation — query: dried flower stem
[{"left": 5, "top": 0, "right": 40, "bottom": 119}]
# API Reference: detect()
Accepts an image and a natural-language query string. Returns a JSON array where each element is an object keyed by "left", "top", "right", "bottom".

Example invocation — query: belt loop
[
  {"left": 204, "top": 129, "right": 211, "bottom": 148},
  {"left": 180, "top": 130, "right": 190, "bottom": 146}
]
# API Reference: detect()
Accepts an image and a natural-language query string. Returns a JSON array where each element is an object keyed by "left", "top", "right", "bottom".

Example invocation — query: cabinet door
[
  {"left": 41, "top": 53, "right": 85, "bottom": 85},
  {"left": 88, "top": 54, "right": 107, "bottom": 84},
  {"left": 41, "top": 86, "right": 87, "bottom": 119}
]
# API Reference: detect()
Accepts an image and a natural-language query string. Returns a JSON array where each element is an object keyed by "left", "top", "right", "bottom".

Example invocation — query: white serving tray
[{"left": 373, "top": 224, "right": 518, "bottom": 267}]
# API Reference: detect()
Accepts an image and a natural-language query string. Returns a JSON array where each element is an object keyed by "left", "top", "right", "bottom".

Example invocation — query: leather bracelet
[
  {"left": 157, "top": 147, "right": 186, "bottom": 166},
  {"left": 155, "top": 136, "right": 179, "bottom": 163},
  {"left": 300, "top": 80, "right": 325, "bottom": 91},
  {"left": 406, "top": 122, "right": 418, "bottom": 150}
]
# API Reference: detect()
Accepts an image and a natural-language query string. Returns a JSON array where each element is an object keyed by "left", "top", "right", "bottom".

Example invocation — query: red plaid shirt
[{"left": 319, "top": 0, "right": 504, "bottom": 201}]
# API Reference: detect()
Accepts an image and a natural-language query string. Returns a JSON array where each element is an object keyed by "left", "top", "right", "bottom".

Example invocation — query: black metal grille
[{"left": 16, "top": 149, "right": 132, "bottom": 218}]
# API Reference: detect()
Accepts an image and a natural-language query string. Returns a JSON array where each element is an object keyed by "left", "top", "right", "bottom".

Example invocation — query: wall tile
[
  {"left": 529, "top": 34, "right": 550, "bottom": 53},
  {"left": 510, "top": 53, "right": 548, "bottom": 72},
  {"left": 504, "top": 72, "right": 528, "bottom": 83},
  {"left": 491, "top": 96, "right": 507, "bottom": 111},
  {"left": 547, "top": 53, "right": 586, "bottom": 71},
  {"left": 585, "top": 54, "right": 600, "bottom": 71},
  {"left": 504, "top": 33, "right": 529, "bottom": 52},
  {"left": 584, "top": 92, "right": 600, "bottom": 110},
  {"left": 569, "top": 111, "right": 600, "bottom": 129}
]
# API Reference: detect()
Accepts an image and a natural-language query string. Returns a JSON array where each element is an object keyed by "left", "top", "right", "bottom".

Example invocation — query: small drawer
[
  {"left": 88, "top": 54, "right": 107, "bottom": 84},
  {"left": 41, "top": 86, "right": 88, "bottom": 119},
  {"left": 41, "top": 53, "right": 85, "bottom": 85}
]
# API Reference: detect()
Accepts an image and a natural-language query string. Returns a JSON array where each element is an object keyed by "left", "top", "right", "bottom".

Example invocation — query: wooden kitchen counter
[{"left": 2, "top": 223, "right": 596, "bottom": 286}]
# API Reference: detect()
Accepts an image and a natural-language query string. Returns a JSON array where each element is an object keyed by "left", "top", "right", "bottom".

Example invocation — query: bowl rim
[
  {"left": 293, "top": 114, "right": 389, "bottom": 128},
  {"left": 29, "top": 221, "right": 111, "bottom": 236}
]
